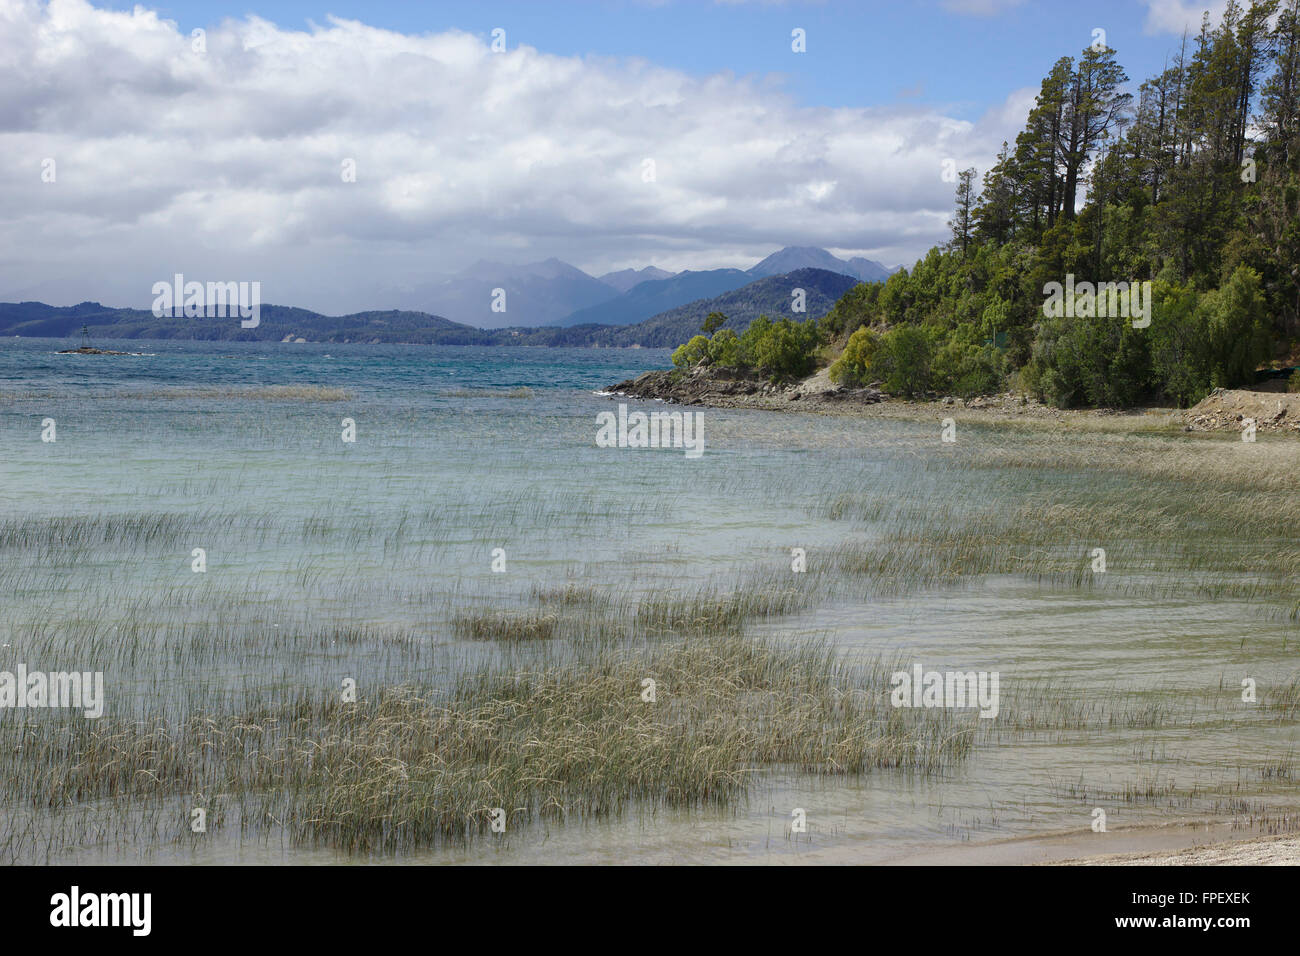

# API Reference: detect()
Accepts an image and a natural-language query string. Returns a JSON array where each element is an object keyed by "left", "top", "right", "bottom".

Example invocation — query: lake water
[{"left": 2, "top": 338, "right": 1297, "bottom": 864}]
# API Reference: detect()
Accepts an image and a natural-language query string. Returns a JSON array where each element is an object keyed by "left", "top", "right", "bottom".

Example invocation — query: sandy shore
[
  {"left": 765, "top": 824, "right": 1300, "bottom": 865},
  {"left": 1059, "top": 833, "right": 1300, "bottom": 866}
]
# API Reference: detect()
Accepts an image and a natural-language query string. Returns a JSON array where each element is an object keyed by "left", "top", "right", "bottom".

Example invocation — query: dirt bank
[{"left": 1184, "top": 386, "right": 1300, "bottom": 433}]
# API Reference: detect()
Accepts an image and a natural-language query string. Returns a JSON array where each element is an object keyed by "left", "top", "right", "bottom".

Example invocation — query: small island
[{"left": 56, "top": 326, "right": 136, "bottom": 355}]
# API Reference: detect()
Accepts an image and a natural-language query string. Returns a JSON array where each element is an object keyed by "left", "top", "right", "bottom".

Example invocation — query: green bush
[
  {"left": 930, "top": 323, "right": 1004, "bottom": 398},
  {"left": 739, "top": 315, "right": 821, "bottom": 381},
  {"left": 869, "top": 325, "right": 932, "bottom": 396},
  {"left": 1148, "top": 268, "right": 1270, "bottom": 406},
  {"left": 820, "top": 283, "right": 881, "bottom": 340},
  {"left": 827, "top": 326, "right": 880, "bottom": 386},
  {"left": 1200, "top": 266, "right": 1269, "bottom": 390},
  {"left": 707, "top": 328, "right": 741, "bottom": 367},
  {"left": 671, "top": 335, "right": 709, "bottom": 369},
  {"left": 1028, "top": 311, "right": 1150, "bottom": 408},
  {"left": 1148, "top": 281, "right": 1210, "bottom": 406}
]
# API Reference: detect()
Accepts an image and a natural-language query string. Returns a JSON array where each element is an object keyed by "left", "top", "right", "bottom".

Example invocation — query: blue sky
[{"left": 4, "top": 0, "right": 1229, "bottom": 311}]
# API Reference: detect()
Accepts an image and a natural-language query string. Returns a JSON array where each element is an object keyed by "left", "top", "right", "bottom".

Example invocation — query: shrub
[
  {"left": 1148, "top": 281, "right": 1210, "bottom": 406},
  {"left": 1200, "top": 266, "right": 1269, "bottom": 389},
  {"left": 671, "top": 335, "right": 710, "bottom": 369},
  {"left": 1149, "top": 268, "right": 1270, "bottom": 406},
  {"left": 1029, "top": 312, "right": 1150, "bottom": 408},
  {"left": 827, "top": 326, "right": 880, "bottom": 386},
  {"left": 868, "top": 325, "right": 932, "bottom": 396},
  {"left": 707, "top": 328, "right": 741, "bottom": 367},
  {"left": 739, "top": 315, "right": 821, "bottom": 381},
  {"left": 930, "top": 323, "right": 1004, "bottom": 399}
]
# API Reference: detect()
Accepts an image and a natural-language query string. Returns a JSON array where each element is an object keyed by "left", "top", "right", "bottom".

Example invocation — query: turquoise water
[{"left": 2, "top": 338, "right": 1298, "bottom": 864}]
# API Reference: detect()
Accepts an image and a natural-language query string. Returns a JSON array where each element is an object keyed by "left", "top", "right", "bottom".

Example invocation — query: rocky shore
[
  {"left": 608, "top": 366, "right": 1118, "bottom": 426},
  {"left": 607, "top": 366, "right": 1299, "bottom": 434},
  {"left": 608, "top": 365, "right": 885, "bottom": 409}
]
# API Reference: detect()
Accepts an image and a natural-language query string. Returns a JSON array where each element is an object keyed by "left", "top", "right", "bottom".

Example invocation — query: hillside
[
  {"left": 609, "top": 268, "right": 859, "bottom": 346},
  {"left": 0, "top": 301, "right": 498, "bottom": 344},
  {"left": 643, "top": 6, "right": 1300, "bottom": 411},
  {"left": 528, "top": 268, "right": 860, "bottom": 347},
  {"left": 556, "top": 268, "right": 752, "bottom": 327}
]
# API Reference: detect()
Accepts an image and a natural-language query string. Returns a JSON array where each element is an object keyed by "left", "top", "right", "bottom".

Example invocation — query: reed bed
[
  {"left": 452, "top": 610, "right": 559, "bottom": 642},
  {"left": 3, "top": 404, "right": 1300, "bottom": 861},
  {"left": 0, "top": 634, "right": 973, "bottom": 856}
]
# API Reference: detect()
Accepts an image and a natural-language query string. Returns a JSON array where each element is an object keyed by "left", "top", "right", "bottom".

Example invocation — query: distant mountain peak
[
  {"left": 458, "top": 257, "right": 595, "bottom": 282},
  {"left": 748, "top": 246, "right": 896, "bottom": 283},
  {"left": 597, "top": 266, "right": 675, "bottom": 294}
]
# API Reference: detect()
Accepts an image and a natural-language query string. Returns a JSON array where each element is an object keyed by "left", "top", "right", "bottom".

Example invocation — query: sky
[{"left": 2, "top": 0, "right": 1229, "bottom": 313}]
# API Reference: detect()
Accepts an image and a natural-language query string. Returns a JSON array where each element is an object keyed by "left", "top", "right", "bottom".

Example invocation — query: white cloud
[
  {"left": 0, "top": 0, "right": 1027, "bottom": 312},
  {"left": 1141, "top": 0, "right": 1227, "bottom": 36}
]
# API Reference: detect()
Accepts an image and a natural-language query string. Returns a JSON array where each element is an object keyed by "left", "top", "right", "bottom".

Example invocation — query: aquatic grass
[
  {"left": 4, "top": 399, "right": 1300, "bottom": 860},
  {"left": 0, "top": 632, "right": 975, "bottom": 856},
  {"left": 452, "top": 610, "right": 559, "bottom": 642}
]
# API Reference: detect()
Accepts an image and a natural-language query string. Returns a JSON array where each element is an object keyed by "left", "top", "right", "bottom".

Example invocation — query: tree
[
  {"left": 1059, "top": 44, "right": 1133, "bottom": 220},
  {"left": 949, "top": 167, "right": 978, "bottom": 257}
]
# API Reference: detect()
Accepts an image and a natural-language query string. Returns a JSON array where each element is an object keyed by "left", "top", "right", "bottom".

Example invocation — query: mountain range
[
  {"left": 2, "top": 267, "right": 864, "bottom": 349},
  {"left": 525, "top": 268, "right": 862, "bottom": 348},
  {"left": 1, "top": 247, "right": 898, "bottom": 348},
  {"left": 389, "top": 246, "right": 896, "bottom": 328},
  {"left": 558, "top": 269, "right": 753, "bottom": 327}
]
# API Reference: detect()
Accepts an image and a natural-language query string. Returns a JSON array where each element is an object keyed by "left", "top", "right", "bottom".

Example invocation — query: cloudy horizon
[{"left": 3, "top": 0, "right": 1225, "bottom": 314}]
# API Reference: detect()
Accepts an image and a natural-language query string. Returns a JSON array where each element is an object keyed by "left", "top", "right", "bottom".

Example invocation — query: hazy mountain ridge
[
  {"left": 522, "top": 268, "right": 860, "bottom": 348},
  {"left": 398, "top": 259, "right": 619, "bottom": 329},
  {"left": 3, "top": 247, "right": 888, "bottom": 346},
  {"left": 396, "top": 246, "right": 894, "bottom": 329},
  {"left": 556, "top": 269, "right": 753, "bottom": 327},
  {"left": 597, "top": 266, "right": 675, "bottom": 293},
  {"left": 0, "top": 301, "right": 498, "bottom": 344}
]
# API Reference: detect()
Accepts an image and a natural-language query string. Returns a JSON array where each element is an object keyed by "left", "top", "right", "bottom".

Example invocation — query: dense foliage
[
  {"left": 672, "top": 315, "right": 821, "bottom": 381},
  {"left": 676, "top": 2, "right": 1300, "bottom": 408}
]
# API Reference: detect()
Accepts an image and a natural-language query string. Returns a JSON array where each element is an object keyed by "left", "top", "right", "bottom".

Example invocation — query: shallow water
[{"left": 2, "top": 338, "right": 1297, "bottom": 864}]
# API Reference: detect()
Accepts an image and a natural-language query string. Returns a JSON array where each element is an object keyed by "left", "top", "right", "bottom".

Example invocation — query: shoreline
[
  {"left": 607, "top": 365, "right": 1300, "bottom": 868},
  {"left": 606, "top": 366, "right": 1300, "bottom": 435},
  {"left": 773, "top": 824, "right": 1300, "bottom": 866}
]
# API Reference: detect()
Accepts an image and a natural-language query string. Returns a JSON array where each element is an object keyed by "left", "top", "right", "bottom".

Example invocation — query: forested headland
[{"left": 670, "top": 2, "right": 1300, "bottom": 409}]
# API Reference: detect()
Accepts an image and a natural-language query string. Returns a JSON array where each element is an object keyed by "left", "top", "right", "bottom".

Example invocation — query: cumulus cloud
[
  {"left": 1141, "top": 0, "right": 1228, "bottom": 36},
  {"left": 1, "top": 0, "right": 1027, "bottom": 312}
]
